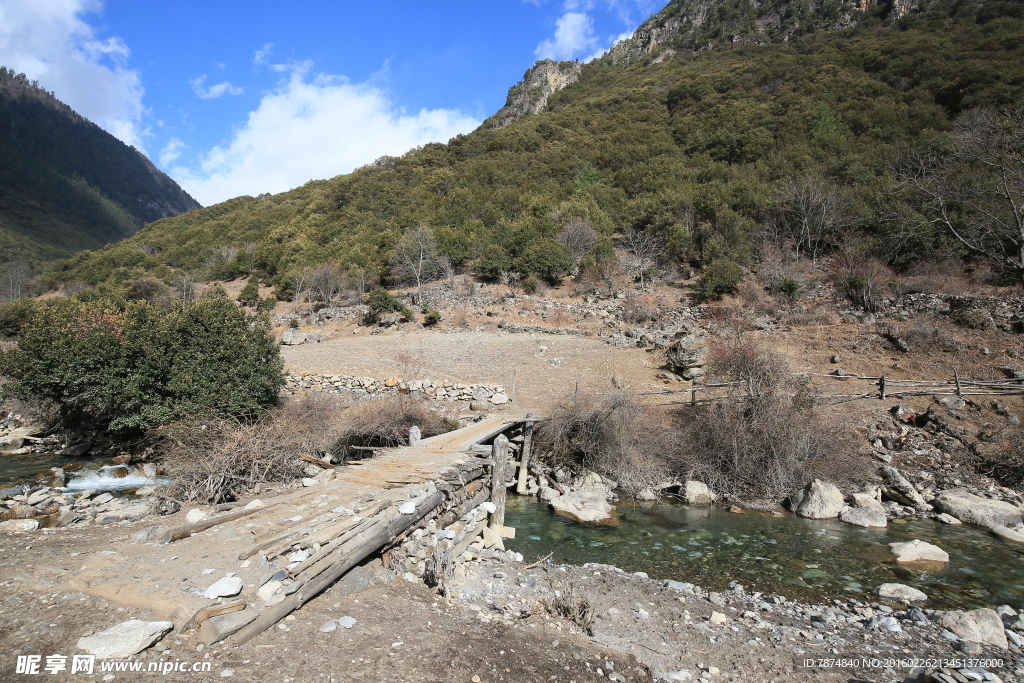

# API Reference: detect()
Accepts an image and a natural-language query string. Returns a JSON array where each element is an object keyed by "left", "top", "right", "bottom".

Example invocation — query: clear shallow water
[{"left": 505, "top": 496, "right": 1024, "bottom": 611}]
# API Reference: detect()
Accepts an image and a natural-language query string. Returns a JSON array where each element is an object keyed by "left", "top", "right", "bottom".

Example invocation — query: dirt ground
[{"left": 5, "top": 520, "right": 997, "bottom": 683}]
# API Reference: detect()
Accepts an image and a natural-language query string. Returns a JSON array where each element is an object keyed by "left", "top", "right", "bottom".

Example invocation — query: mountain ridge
[
  {"left": 34, "top": 0, "right": 1024, "bottom": 295},
  {"left": 0, "top": 68, "right": 200, "bottom": 266}
]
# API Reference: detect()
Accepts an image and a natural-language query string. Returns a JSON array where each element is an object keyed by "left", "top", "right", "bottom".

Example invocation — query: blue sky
[{"left": 0, "top": 0, "right": 660, "bottom": 206}]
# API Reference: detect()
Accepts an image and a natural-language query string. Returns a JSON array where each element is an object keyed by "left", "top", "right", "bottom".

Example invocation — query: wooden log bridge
[{"left": 111, "top": 414, "right": 536, "bottom": 647}]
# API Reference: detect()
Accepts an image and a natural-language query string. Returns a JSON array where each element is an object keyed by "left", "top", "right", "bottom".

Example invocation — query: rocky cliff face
[
  {"left": 604, "top": 0, "right": 919, "bottom": 65},
  {"left": 483, "top": 59, "right": 582, "bottom": 130},
  {"left": 485, "top": 0, "right": 923, "bottom": 129}
]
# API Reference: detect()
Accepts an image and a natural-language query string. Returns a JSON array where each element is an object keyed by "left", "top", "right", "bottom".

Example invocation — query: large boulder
[
  {"left": 681, "top": 480, "right": 717, "bottom": 506},
  {"left": 665, "top": 337, "right": 708, "bottom": 374},
  {"left": 990, "top": 525, "right": 1024, "bottom": 543},
  {"left": 549, "top": 491, "right": 614, "bottom": 524},
  {"left": 77, "top": 620, "right": 173, "bottom": 658},
  {"left": 889, "top": 539, "right": 949, "bottom": 563},
  {"left": 839, "top": 491, "right": 887, "bottom": 528},
  {"left": 793, "top": 480, "right": 845, "bottom": 519},
  {"left": 939, "top": 609, "right": 1008, "bottom": 649},
  {"left": 933, "top": 489, "right": 1023, "bottom": 529},
  {"left": 280, "top": 328, "right": 307, "bottom": 345},
  {"left": 880, "top": 466, "right": 926, "bottom": 507}
]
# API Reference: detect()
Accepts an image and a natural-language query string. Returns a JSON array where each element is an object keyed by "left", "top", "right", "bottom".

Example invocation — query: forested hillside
[
  {"left": 0, "top": 69, "right": 200, "bottom": 266},
  {"left": 40, "top": 0, "right": 1024, "bottom": 295}
]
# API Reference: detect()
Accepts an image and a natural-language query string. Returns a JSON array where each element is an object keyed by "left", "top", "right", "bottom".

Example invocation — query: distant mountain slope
[
  {"left": 39, "top": 0, "right": 1024, "bottom": 291},
  {"left": 0, "top": 68, "right": 200, "bottom": 264}
]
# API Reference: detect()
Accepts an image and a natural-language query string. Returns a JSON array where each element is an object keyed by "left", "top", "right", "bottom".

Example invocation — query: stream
[{"left": 504, "top": 495, "right": 1024, "bottom": 611}]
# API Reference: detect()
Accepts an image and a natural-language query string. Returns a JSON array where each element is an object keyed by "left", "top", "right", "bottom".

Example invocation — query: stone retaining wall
[{"left": 282, "top": 374, "right": 510, "bottom": 405}]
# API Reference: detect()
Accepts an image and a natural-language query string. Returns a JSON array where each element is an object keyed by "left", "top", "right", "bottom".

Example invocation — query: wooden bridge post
[
  {"left": 490, "top": 434, "right": 509, "bottom": 529},
  {"left": 515, "top": 415, "right": 535, "bottom": 495},
  {"left": 880, "top": 375, "right": 886, "bottom": 401}
]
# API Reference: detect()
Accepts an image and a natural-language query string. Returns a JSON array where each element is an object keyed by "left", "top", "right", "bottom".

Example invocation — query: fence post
[
  {"left": 879, "top": 376, "right": 886, "bottom": 401},
  {"left": 954, "top": 367, "right": 963, "bottom": 398},
  {"left": 691, "top": 386, "right": 697, "bottom": 406},
  {"left": 515, "top": 415, "right": 535, "bottom": 495},
  {"left": 490, "top": 434, "right": 509, "bottom": 530}
]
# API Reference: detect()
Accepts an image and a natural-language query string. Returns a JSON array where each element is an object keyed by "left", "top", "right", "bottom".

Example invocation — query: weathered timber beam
[{"left": 228, "top": 491, "right": 446, "bottom": 645}]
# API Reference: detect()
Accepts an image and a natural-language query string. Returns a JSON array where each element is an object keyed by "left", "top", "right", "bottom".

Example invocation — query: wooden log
[
  {"left": 179, "top": 598, "right": 245, "bottom": 635},
  {"left": 299, "top": 454, "right": 336, "bottom": 469},
  {"left": 515, "top": 417, "right": 535, "bottom": 495},
  {"left": 158, "top": 505, "right": 271, "bottom": 543},
  {"left": 229, "top": 491, "right": 446, "bottom": 645},
  {"left": 879, "top": 375, "right": 886, "bottom": 401},
  {"left": 238, "top": 529, "right": 302, "bottom": 561},
  {"left": 288, "top": 504, "right": 398, "bottom": 578},
  {"left": 489, "top": 434, "right": 509, "bottom": 530}
]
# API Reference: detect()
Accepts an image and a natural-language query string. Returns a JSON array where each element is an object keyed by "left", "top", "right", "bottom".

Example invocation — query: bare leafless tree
[
  {"left": 899, "top": 107, "right": 1024, "bottom": 282},
  {"left": 391, "top": 225, "right": 445, "bottom": 303},
  {"left": 171, "top": 272, "right": 198, "bottom": 305},
  {"left": 0, "top": 261, "right": 32, "bottom": 302},
  {"left": 557, "top": 217, "right": 598, "bottom": 274},
  {"left": 777, "top": 174, "right": 855, "bottom": 264},
  {"left": 307, "top": 262, "right": 345, "bottom": 306},
  {"left": 618, "top": 230, "right": 661, "bottom": 289},
  {"left": 345, "top": 265, "right": 377, "bottom": 299},
  {"left": 499, "top": 270, "right": 521, "bottom": 297}
]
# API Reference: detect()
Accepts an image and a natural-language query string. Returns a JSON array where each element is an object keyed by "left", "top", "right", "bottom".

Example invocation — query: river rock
[
  {"left": 935, "top": 513, "right": 962, "bottom": 525},
  {"left": 681, "top": 481, "right": 716, "bottom": 506},
  {"left": 334, "top": 566, "right": 375, "bottom": 596},
  {"left": 794, "top": 480, "right": 844, "bottom": 519},
  {"left": 0, "top": 518, "right": 39, "bottom": 532},
  {"left": 538, "top": 487, "right": 560, "bottom": 502},
  {"left": 549, "top": 491, "right": 613, "bottom": 524},
  {"left": 77, "top": 620, "right": 173, "bottom": 658},
  {"left": 258, "top": 580, "right": 283, "bottom": 602},
  {"left": 939, "top": 609, "right": 1008, "bottom": 649},
  {"left": 839, "top": 492, "right": 887, "bottom": 528},
  {"left": 880, "top": 466, "right": 926, "bottom": 507},
  {"left": 185, "top": 509, "right": 210, "bottom": 524},
  {"left": 989, "top": 525, "right": 1024, "bottom": 543},
  {"left": 876, "top": 583, "right": 927, "bottom": 601},
  {"left": 934, "top": 489, "right": 1022, "bottom": 528},
  {"left": 889, "top": 539, "right": 949, "bottom": 563},
  {"left": 203, "top": 576, "right": 243, "bottom": 599}
]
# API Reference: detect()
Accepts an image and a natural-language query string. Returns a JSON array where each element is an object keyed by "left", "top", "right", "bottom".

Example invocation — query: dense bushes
[
  {"left": 537, "top": 344, "right": 869, "bottom": 499},
  {"left": 536, "top": 392, "right": 676, "bottom": 495},
  {"left": 0, "top": 297, "right": 284, "bottom": 431}
]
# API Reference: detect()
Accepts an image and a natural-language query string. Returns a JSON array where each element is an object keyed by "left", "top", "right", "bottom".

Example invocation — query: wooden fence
[{"left": 573, "top": 371, "right": 1024, "bottom": 405}]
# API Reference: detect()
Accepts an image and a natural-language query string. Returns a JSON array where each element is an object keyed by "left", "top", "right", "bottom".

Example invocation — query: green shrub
[
  {"left": 0, "top": 299, "right": 38, "bottom": 339},
  {"left": 238, "top": 276, "right": 259, "bottom": 306},
  {"left": 423, "top": 310, "right": 442, "bottom": 326},
  {"left": 256, "top": 295, "right": 277, "bottom": 313},
  {"left": 522, "top": 276, "right": 539, "bottom": 295},
  {"left": 364, "top": 287, "right": 410, "bottom": 324},
  {"left": 0, "top": 298, "right": 284, "bottom": 431},
  {"left": 777, "top": 277, "right": 801, "bottom": 300},
  {"left": 695, "top": 259, "right": 743, "bottom": 299}
]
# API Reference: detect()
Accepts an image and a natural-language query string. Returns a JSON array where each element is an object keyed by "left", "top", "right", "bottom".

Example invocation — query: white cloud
[
  {"left": 190, "top": 75, "right": 243, "bottom": 99},
  {"left": 0, "top": 0, "right": 146, "bottom": 149},
  {"left": 535, "top": 11, "right": 598, "bottom": 61},
  {"left": 159, "top": 137, "right": 184, "bottom": 166},
  {"left": 170, "top": 68, "right": 480, "bottom": 206}
]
